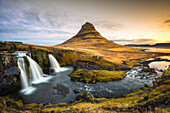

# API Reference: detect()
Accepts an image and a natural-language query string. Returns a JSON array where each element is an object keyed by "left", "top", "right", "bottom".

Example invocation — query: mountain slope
[{"left": 58, "top": 22, "right": 124, "bottom": 49}]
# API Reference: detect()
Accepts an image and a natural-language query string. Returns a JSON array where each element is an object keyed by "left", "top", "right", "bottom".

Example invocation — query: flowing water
[
  {"left": 26, "top": 56, "right": 43, "bottom": 82},
  {"left": 16, "top": 52, "right": 52, "bottom": 95},
  {"left": 26, "top": 56, "right": 51, "bottom": 84},
  {"left": 49, "top": 54, "right": 61, "bottom": 72},
  {"left": 17, "top": 52, "right": 37, "bottom": 95},
  {"left": 21, "top": 55, "right": 170, "bottom": 104},
  {"left": 14, "top": 51, "right": 170, "bottom": 104},
  {"left": 18, "top": 58, "right": 29, "bottom": 90}
]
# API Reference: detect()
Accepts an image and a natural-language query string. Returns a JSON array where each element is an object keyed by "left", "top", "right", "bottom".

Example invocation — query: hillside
[{"left": 58, "top": 22, "right": 124, "bottom": 49}]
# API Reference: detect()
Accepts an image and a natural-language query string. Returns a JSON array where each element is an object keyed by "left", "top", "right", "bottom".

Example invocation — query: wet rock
[
  {"left": 52, "top": 84, "right": 69, "bottom": 97},
  {"left": 94, "top": 93, "right": 100, "bottom": 98},
  {"left": 69, "top": 100, "right": 75, "bottom": 104},
  {"left": 91, "top": 79, "right": 96, "bottom": 84},
  {"left": 50, "top": 69, "right": 55, "bottom": 73},
  {"left": 76, "top": 92, "right": 94, "bottom": 101},
  {"left": 74, "top": 89, "right": 81, "bottom": 93},
  {"left": 71, "top": 77, "right": 79, "bottom": 82},
  {"left": 52, "top": 90, "right": 57, "bottom": 95},
  {"left": 159, "top": 69, "right": 164, "bottom": 72},
  {"left": 76, "top": 94, "right": 83, "bottom": 101}
]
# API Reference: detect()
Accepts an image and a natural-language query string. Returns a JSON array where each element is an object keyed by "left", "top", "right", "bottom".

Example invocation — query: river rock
[
  {"left": 50, "top": 69, "right": 55, "bottom": 73},
  {"left": 53, "top": 83, "right": 69, "bottom": 97},
  {"left": 83, "top": 92, "right": 94, "bottom": 100},
  {"left": 93, "top": 93, "right": 100, "bottom": 98},
  {"left": 76, "top": 94, "right": 83, "bottom": 101},
  {"left": 76, "top": 92, "right": 94, "bottom": 101},
  {"left": 74, "top": 89, "right": 81, "bottom": 93}
]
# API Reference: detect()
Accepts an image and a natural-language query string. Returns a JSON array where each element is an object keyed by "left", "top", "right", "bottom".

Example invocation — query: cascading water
[
  {"left": 17, "top": 54, "right": 36, "bottom": 95},
  {"left": 15, "top": 51, "right": 52, "bottom": 95},
  {"left": 49, "top": 54, "right": 61, "bottom": 72},
  {"left": 26, "top": 56, "right": 45, "bottom": 84},
  {"left": 18, "top": 58, "right": 29, "bottom": 90}
]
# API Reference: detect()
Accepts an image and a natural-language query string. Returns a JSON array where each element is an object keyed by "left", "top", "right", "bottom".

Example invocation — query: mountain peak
[
  {"left": 76, "top": 22, "right": 99, "bottom": 36},
  {"left": 58, "top": 22, "right": 123, "bottom": 49},
  {"left": 81, "top": 22, "right": 95, "bottom": 30}
]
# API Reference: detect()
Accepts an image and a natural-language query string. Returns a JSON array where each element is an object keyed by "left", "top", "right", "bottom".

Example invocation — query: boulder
[
  {"left": 76, "top": 92, "right": 94, "bottom": 101},
  {"left": 74, "top": 89, "right": 81, "bottom": 93},
  {"left": 52, "top": 84, "right": 69, "bottom": 97}
]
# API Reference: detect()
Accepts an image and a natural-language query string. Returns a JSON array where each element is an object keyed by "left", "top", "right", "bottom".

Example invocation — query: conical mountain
[{"left": 58, "top": 22, "right": 123, "bottom": 49}]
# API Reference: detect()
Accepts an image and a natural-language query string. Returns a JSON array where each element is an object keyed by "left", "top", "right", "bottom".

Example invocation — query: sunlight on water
[
  {"left": 157, "top": 56, "right": 170, "bottom": 60},
  {"left": 149, "top": 61, "right": 170, "bottom": 71},
  {"left": 145, "top": 48, "right": 170, "bottom": 53}
]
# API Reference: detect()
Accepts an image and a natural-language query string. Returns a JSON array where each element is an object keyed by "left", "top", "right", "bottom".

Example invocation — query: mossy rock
[
  {"left": 76, "top": 92, "right": 94, "bottom": 101},
  {"left": 69, "top": 69, "right": 126, "bottom": 83}
]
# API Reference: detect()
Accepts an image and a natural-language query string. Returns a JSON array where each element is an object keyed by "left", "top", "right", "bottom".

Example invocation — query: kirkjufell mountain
[{"left": 58, "top": 22, "right": 124, "bottom": 49}]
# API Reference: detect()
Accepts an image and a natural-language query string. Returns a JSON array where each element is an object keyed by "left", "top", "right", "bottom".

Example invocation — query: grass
[
  {"left": 0, "top": 41, "right": 160, "bottom": 71},
  {"left": 69, "top": 69, "right": 126, "bottom": 83}
]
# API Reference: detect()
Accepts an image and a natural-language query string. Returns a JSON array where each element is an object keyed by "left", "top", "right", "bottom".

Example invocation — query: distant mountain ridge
[
  {"left": 126, "top": 43, "right": 170, "bottom": 48},
  {"left": 57, "top": 22, "right": 124, "bottom": 49}
]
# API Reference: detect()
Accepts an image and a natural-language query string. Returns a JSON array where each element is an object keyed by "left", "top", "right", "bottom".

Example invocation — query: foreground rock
[
  {"left": 0, "top": 53, "right": 20, "bottom": 96},
  {"left": 74, "top": 89, "right": 81, "bottom": 94},
  {"left": 76, "top": 92, "right": 94, "bottom": 101}
]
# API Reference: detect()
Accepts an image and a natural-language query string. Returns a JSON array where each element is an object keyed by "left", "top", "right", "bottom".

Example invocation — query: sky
[{"left": 0, "top": 0, "right": 170, "bottom": 46}]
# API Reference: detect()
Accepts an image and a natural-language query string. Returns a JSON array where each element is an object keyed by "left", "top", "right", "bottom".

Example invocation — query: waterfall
[
  {"left": 49, "top": 54, "right": 61, "bottom": 72},
  {"left": 26, "top": 56, "right": 44, "bottom": 83},
  {"left": 18, "top": 58, "right": 29, "bottom": 90},
  {"left": 16, "top": 51, "right": 52, "bottom": 95}
]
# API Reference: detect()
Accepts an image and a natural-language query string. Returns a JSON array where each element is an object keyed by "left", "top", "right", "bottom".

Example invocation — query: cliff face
[
  {"left": 58, "top": 22, "right": 123, "bottom": 49},
  {"left": 0, "top": 53, "right": 20, "bottom": 96}
]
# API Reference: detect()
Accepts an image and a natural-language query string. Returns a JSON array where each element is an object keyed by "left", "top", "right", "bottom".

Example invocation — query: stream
[{"left": 22, "top": 56, "right": 170, "bottom": 104}]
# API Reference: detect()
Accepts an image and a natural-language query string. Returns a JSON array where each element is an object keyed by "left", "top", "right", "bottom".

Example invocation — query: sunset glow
[{"left": 0, "top": 0, "right": 170, "bottom": 45}]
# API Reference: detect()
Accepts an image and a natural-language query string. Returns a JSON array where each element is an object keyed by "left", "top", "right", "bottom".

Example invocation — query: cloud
[
  {"left": 0, "top": 0, "right": 78, "bottom": 46},
  {"left": 164, "top": 19, "right": 170, "bottom": 23},
  {"left": 0, "top": 0, "right": 169, "bottom": 46},
  {"left": 162, "top": 19, "right": 170, "bottom": 28},
  {"left": 94, "top": 21, "right": 125, "bottom": 31},
  {"left": 0, "top": 0, "right": 71, "bottom": 30}
]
